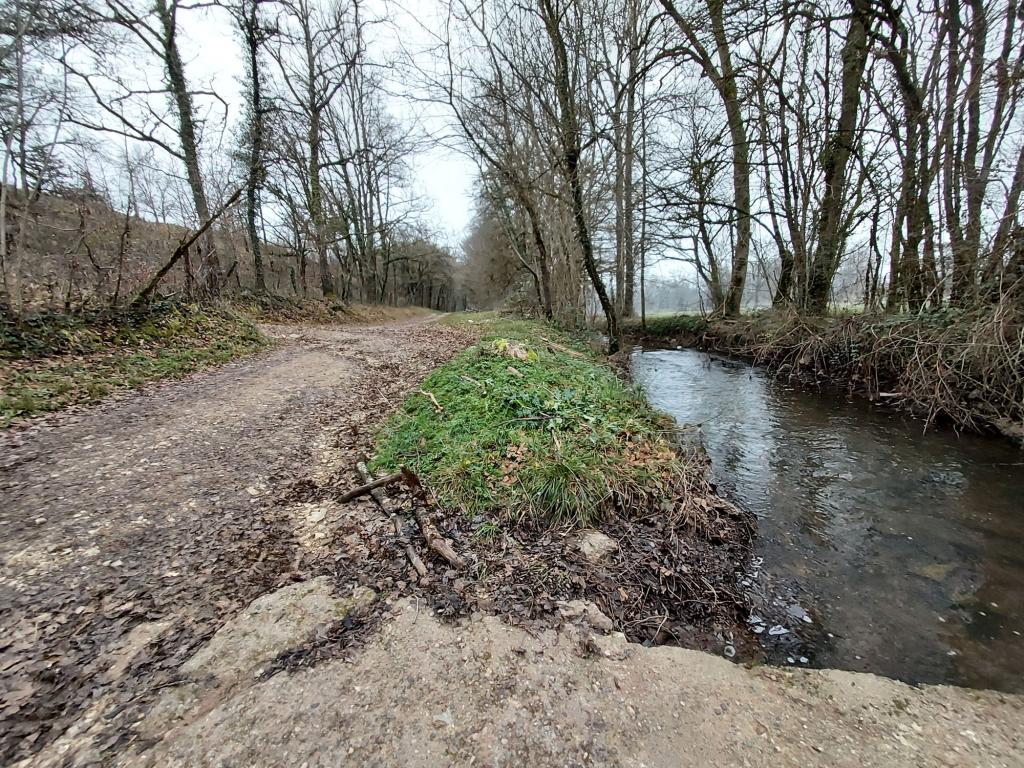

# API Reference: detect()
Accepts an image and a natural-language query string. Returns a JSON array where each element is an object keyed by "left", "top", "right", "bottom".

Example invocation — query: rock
[
  {"left": 587, "top": 611, "right": 615, "bottom": 632},
  {"left": 577, "top": 530, "right": 619, "bottom": 563},
  {"left": 558, "top": 600, "right": 614, "bottom": 632},
  {"left": 588, "top": 631, "right": 631, "bottom": 660},
  {"left": 558, "top": 600, "right": 588, "bottom": 621},
  {"left": 136, "top": 682, "right": 203, "bottom": 739},
  {"left": 182, "top": 577, "right": 376, "bottom": 684},
  {"left": 308, "top": 507, "right": 327, "bottom": 524}
]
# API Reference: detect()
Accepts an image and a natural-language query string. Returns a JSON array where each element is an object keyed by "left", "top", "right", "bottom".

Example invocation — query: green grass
[
  {"left": 1, "top": 302, "right": 267, "bottom": 426},
  {"left": 372, "top": 319, "right": 683, "bottom": 528}
]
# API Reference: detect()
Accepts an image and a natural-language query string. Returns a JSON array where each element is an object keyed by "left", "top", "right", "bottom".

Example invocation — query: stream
[{"left": 632, "top": 347, "right": 1024, "bottom": 693}]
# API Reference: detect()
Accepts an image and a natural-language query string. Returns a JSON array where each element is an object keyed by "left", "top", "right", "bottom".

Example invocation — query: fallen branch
[
  {"left": 403, "top": 539, "right": 428, "bottom": 578},
  {"left": 541, "top": 337, "right": 584, "bottom": 358},
  {"left": 418, "top": 389, "right": 443, "bottom": 412},
  {"left": 397, "top": 467, "right": 468, "bottom": 569},
  {"left": 130, "top": 187, "right": 242, "bottom": 308},
  {"left": 356, "top": 461, "right": 427, "bottom": 579},
  {"left": 338, "top": 470, "right": 403, "bottom": 503},
  {"left": 410, "top": 505, "right": 466, "bottom": 569}
]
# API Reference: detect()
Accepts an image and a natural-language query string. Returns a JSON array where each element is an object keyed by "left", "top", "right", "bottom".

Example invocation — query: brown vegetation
[
  {"left": 701, "top": 305, "right": 1024, "bottom": 440},
  {"left": 2, "top": 189, "right": 333, "bottom": 313}
]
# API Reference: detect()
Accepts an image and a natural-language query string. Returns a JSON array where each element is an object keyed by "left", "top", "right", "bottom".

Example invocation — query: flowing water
[{"left": 632, "top": 347, "right": 1024, "bottom": 692}]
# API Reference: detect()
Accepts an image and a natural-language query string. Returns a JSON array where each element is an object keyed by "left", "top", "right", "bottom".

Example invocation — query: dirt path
[
  {"left": 3, "top": 317, "right": 1023, "bottom": 768},
  {"left": 0, "top": 316, "right": 475, "bottom": 765}
]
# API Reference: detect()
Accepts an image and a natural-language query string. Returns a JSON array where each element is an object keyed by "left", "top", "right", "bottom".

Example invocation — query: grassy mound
[
  {"left": 370, "top": 315, "right": 754, "bottom": 645},
  {"left": 372, "top": 318, "right": 686, "bottom": 528},
  {"left": 1, "top": 302, "right": 266, "bottom": 426}
]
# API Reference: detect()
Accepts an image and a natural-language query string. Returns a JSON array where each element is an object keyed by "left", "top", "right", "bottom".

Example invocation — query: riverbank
[
  {"left": 626, "top": 307, "right": 1024, "bottom": 442},
  {"left": 367, "top": 314, "right": 754, "bottom": 651},
  {"left": 633, "top": 346, "right": 1024, "bottom": 691}
]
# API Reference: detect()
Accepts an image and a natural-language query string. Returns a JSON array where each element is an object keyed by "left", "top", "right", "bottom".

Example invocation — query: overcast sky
[
  {"left": 173, "top": 0, "right": 692, "bottom": 281},
  {"left": 178, "top": 0, "right": 479, "bottom": 247}
]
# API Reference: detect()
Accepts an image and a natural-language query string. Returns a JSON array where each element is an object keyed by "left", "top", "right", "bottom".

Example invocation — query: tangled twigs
[
  {"left": 399, "top": 467, "right": 468, "bottom": 569},
  {"left": 355, "top": 460, "right": 428, "bottom": 579},
  {"left": 704, "top": 302, "right": 1024, "bottom": 439}
]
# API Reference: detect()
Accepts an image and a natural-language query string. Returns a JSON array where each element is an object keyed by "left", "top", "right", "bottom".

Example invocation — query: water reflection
[{"left": 632, "top": 347, "right": 1024, "bottom": 692}]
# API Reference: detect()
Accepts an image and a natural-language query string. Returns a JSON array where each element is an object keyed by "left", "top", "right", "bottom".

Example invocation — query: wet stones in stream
[{"left": 740, "top": 555, "right": 828, "bottom": 667}]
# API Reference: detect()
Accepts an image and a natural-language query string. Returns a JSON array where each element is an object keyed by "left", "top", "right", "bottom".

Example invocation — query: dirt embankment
[{"left": 37, "top": 592, "right": 1024, "bottom": 768}]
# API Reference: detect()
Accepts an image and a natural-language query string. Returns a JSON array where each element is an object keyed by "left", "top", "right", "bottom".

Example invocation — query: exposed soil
[
  {"left": 0, "top": 316, "right": 474, "bottom": 765},
  {"left": 4, "top": 315, "right": 1023, "bottom": 767},
  {"left": 36, "top": 590, "right": 1024, "bottom": 768}
]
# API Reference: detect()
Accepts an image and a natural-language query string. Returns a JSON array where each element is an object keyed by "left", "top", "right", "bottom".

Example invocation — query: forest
[
  {"left": 4, "top": 1, "right": 1024, "bottom": 763},
  {"left": 4, "top": 0, "right": 1023, "bottom": 351}
]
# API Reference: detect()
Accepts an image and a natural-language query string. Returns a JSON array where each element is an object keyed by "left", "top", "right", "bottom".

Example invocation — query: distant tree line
[
  {"left": 435, "top": 0, "right": 1024, "bottom": 350},
  {"left": 5, "top": 0, "right": 1024, "bottom": 340},
  {"left": 0, "top": 0, "right": 459, "bottom": 315}
]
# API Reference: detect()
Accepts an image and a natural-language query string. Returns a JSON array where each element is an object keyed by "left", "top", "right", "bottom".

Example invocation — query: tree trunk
[
  {"left": 300, "top": 16, "right": 332, "bottom": 299},
  {"left": 520, "top": 194, "right": 554, "bottom": 319},
  {"left": 243, "top": 0, "right": 266, "bottom": 294},
  {"left": 659, "top": 0, "right": 751, "bottom": 317},
  {"left": 804, "top": 0, "right": 871, "bottom": 314},
  {"left": 622, "top": 27, "right": 637, "bottom": 318},
  {"left": 155, "top": 0, "right": 219, "bottom": 297},
  {"left": 540, "top": 0, "right": 619, "bottom": 352},
  {"left": 708, "top": 0, "right": 750, "bottom": 316}
]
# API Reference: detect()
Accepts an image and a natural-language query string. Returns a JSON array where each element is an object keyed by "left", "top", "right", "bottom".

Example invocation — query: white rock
[
  {"left": 589, "top": 631, "right": 630, "bottom": 660},
  {"left": 557, "top": 599, "right": 614, "bottom": 632},
  {"left": 577, "top": 530, "right": 619, "bottom": 563},
  {"left": 308, "top": 507, "right": 328, "bottom": 524}
]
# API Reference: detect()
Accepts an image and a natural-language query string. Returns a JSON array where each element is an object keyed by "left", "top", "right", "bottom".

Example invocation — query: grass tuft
[{"left": 372, "top": 318, "right": 684, "bottom": 528}]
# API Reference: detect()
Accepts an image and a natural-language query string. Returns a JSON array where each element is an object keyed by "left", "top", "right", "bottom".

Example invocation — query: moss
[
  {"left": 1, "top": 302, "right": 267, "bottom": 426},
  {"left": 372, "top": 319, "right": 683, "bottom": 528},
  {"left": 620, "top": 313, "right": 708, "bottom": 338}
]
